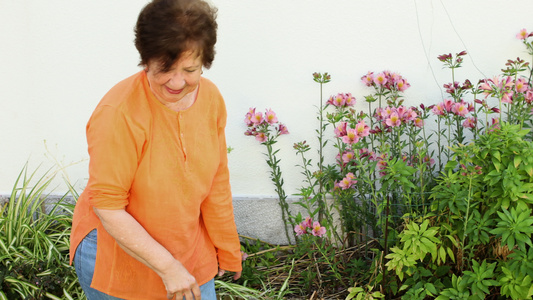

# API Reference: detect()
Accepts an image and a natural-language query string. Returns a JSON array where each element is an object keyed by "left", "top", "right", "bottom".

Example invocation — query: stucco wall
[{"left": 1, "top": 1, "right": 532, "bottom": 201}]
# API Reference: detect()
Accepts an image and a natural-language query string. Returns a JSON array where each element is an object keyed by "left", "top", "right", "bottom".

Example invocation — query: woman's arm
[{"left": 94, "top": 207, "right": 201, "bottom": 300}]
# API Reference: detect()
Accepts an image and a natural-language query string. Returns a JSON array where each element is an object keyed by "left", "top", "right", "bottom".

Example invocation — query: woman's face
[{"left": 146, "top": 51, "right": 203, "bottom": 104}]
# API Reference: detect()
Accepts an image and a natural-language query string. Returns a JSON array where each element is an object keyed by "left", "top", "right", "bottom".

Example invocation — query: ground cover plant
[
  {"left": 239, "top": 28, "right": 533, "bottom": 299},
  {"left": 0, "top": 165, "right": 85, "bottom": 299}
]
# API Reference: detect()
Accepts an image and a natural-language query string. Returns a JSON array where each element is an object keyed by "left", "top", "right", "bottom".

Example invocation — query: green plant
[
  {"left": 490, "top": 206, "right": 533, "bottom": 251},
  {"left": 498, "top": 266, "right": 533, "bottom": 300},
  {"left": 462, "top": 260, "right": 499, "bottom": 299},
  {"left": 0, "top": 164, "right": 84, "bottom": 299},
  {"left": 346, "top": 284, "right": 384, "bottom": 300},
  {"left": 435, "top": 274, "right": 470, "bottom": 300}
]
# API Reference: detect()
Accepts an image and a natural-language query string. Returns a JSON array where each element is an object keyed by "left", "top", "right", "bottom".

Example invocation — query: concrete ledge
[{"left": 0, "top": 194, "right": 305, "bottom": 245}]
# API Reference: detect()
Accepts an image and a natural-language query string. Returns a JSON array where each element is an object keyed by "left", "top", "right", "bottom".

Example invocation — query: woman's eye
[{"left": 185, "top": 69, "right": 197, "bottom": 73}]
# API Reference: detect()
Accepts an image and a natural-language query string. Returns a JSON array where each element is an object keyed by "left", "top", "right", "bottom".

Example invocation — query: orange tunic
[{"left": 69, "top": 71, "right": 242, "bottom": 299}]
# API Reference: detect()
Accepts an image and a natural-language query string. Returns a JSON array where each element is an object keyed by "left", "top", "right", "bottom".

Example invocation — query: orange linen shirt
[{"left": 69, "top": 71, "right": 242, "bottom": 299}]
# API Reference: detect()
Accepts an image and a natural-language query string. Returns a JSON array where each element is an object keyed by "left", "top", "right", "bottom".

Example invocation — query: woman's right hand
[{"left": 161, "top": 259, "right": 201, "bottom": 300}]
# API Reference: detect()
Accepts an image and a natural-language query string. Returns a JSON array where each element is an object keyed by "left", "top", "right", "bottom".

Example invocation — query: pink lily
[
  {"left": 311, "top": 222, "right": 327, "bottom": 237},
  {"left": 265, "top": 109, "right": 278, "bottom": 125},
  {"left": 342, "top": 128, "right": 360, "bottom": 144}
]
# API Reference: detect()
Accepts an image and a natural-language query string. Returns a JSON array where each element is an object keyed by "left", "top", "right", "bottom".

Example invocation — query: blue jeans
[{"left": 74, "top": 229, "right": 216, "bottom": 300}]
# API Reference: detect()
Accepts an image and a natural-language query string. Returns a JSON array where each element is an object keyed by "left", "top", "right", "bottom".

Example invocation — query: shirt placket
[{"left": 177, "top": 112, "right": 187, "bottom": 162}]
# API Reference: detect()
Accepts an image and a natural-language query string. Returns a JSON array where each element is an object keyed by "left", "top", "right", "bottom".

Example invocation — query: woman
[{"left": 69, "top": 0, "right": 243, "bottom": 299}]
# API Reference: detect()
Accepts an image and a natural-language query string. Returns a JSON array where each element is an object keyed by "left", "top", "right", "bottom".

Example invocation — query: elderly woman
[{"left": 69, "top": 0, "right": 242, "bottom": 299}]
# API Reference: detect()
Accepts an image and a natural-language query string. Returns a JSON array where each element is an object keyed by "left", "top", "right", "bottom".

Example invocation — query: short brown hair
[{"left": 134, "top": 0, "right": 218, "bottom": 72}]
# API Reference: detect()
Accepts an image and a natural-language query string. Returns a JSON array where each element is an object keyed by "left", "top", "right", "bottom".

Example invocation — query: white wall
[{"left": 1, "top": 0, "right": 532, "bottom": 197}]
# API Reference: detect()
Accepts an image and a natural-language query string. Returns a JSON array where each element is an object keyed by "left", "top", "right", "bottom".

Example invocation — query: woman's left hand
[{"left": 217, "top": 269, "right": 242, "bottom": 280}]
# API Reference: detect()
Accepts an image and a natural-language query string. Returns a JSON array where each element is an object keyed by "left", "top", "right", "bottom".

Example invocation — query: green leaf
[{"left": 514, "top": 156, "right": 523, "bottom": 168}]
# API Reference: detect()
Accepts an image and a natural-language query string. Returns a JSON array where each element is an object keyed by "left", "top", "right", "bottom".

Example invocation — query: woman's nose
[{"left": 168, "top": 72, "right": 186, "bottom": 88}]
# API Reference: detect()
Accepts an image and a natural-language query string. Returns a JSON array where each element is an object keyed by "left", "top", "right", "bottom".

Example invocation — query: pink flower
[
  {"left": 251, "top": 112, "right": 264, "bottom": 125},
  {"left": 294, "top": 223, "right": 306, "bottom": 236},
  {"left": 526, "top": 90, "right": 533, "bottom": 104},
  {"left": 443, "top": 99, "right": 454, "bottom": 112},
  {"left": 396, "top": 106, "right": 407, "bottom": 119},
  {"left": 414, "top": 118, "right": 424, "bottom": 128},
  {"left": 341, "top": 151, "right": 355, "bottom": 164},
  {"left": 479, "top": 79, "right": 494, "bottom": 97},
  {"left": 515, "top": 78, "right": 529, "bottom": 93},
  {"left": 517, "top": 28, "right": 529, "bottom": 40},
  {"left": 361, "top": 72, "right": 374, "bottom": 86},
  {"left": 488, "top": 118, "right": 501, "bottom": 132},
  {"left": 329, "top": 94, "right": 345, "bottom": 107},
  {"left": 438, "top": 53, "right": 452, "bottom": 62},
  {"left": 265, "top": 109, "right": 278, "bottom": 124},
  {"left": 462, "top": 117, "right": 477, "bottom": 129},
  {"left": 452, "top": 102, "right": 468, "bottom": 117},
  {"left": 344, "top": 93, "right": 356, "bottom": 106},
  {"left": 380, "top": 106, "right": 394, "bottom": 120},
  {"left": 385, "top": 112, "right": 401, "bottom": 127},
  {"left": 396, "top": 79, "right": 410, "bottom": 92},
  {"left": 355, "top": 120, "right": 370, "bottom": 137},
  {"left": 423, "top": 156, "right": 435, "bottom": 166},
  {"left": 303, "top": 217, "right": 313, "bottom": 229},
  {"left": 244, "top": 107, "right": 256, "bottom": 126},
  {"left": 404, "top": 108, "right": 418, "bottom": 121},
  {"left": 255, "top": 132, "right": 267, "bottom": 142},
  {"left": 432, "top": 103, "right": 445, "bottom": 116},
  {"left": 342, "top": 128, "right": 360, "bottom": 144},
  {"left": 373, "top": 72, "right": 388, "bottom": 87},
  {"left": 338, "top": 172, "right": 357, "bottom": 190},
  {"left": 311, "top": 221, "right": 326, "bottom": 237},
  {"left": 338, "top": 177, "right": 352, "bottom": 190},
  {"left": 334, "top": 122, "right": 348, "bottom": 137},
  {"left": 502, "top": 91, "right": 514, "bottom": 104},
  {"left": 278, "top": 123, "right": 289, "bottom": 135}
]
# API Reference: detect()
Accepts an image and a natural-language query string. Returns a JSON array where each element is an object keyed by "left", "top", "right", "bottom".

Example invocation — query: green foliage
[
  {"left": 462, "top": 260, "right": 499, "bottom": 299},
  {"left": 435, "top": 274, "right": 470, "bottom": 300},
  {"left": 498, "top": 266, "right": 533, "bottom": 299},
  {"left": 0, "top": 164, "right": 84, "bottom": 299},
  {"left": 490, "top": 206, "right": 533, "bottom": 251},
  {"left": 346, "top": 285, "right": 384, "bottom": 300}
]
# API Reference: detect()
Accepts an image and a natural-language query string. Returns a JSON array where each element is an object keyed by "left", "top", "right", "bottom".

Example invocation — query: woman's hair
[{"left": 134, "top": 0, "right": 218, "bottom": 72}]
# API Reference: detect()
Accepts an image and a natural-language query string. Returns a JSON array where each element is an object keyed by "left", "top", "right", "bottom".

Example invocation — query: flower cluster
[
  {"left": 337, "top": 148, "right": 377, "bottom": 167},
  {"left": 244, "top": 108, "right": 288, "bottom": 142},
  {"left": 479, "top": 76, "right": 533, "bottom": 105},
  {"left": 437, "top": 50, "right": 467, "bottom": 69},
  {"left": 479, "top": 76, "right": 515, "bottom": 103},
  {"left": 335, "top": 172, "right": 357, "bottom": 190},
  {"left": 294, "top": 217, "right": 327, "bottom": 237},
  {"left": 460, "top": 164, "right": 482, "bottom": 177},
  {"left": 361, "top": 71, "right": 410, "bottom": 92},
  {"left": 326, "top": 93, "right": 356, "bottom": 108},
  {"left": 334, "top": 120, "right": 370, "bottom": 144},
  {"left": 375, "top": 105, "right": 423, "bottom": 128},
  {"left": 431, "top": 99, "right": 477, "bottom": 128},
  {"left": 431, "top": 99, "right": 473, "bottom": 117}
]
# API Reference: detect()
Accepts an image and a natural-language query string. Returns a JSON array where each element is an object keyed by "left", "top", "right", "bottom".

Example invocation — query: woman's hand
[
  {"left": 217, "top": 269, "right": 242, "bottom": 280},
  {"left": 161, "top": 259, "right": 201, "bottom": 300},
  {"left": 93, "top": 208, "right": 201, "bottom": 299}
]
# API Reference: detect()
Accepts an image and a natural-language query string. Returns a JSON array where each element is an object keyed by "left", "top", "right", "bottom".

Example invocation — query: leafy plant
[{"left": 0, "top": 164, "right": 84, "bottom": 299}]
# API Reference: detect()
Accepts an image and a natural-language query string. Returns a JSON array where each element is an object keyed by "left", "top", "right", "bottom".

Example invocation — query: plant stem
[{"left": 265, "top": 141, "right": 295, "bottom": 244}]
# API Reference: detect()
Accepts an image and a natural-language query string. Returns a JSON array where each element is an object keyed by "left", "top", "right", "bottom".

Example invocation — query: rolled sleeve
[{"left": 85, "top": 105, "right": 144, "bottom": 210}]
